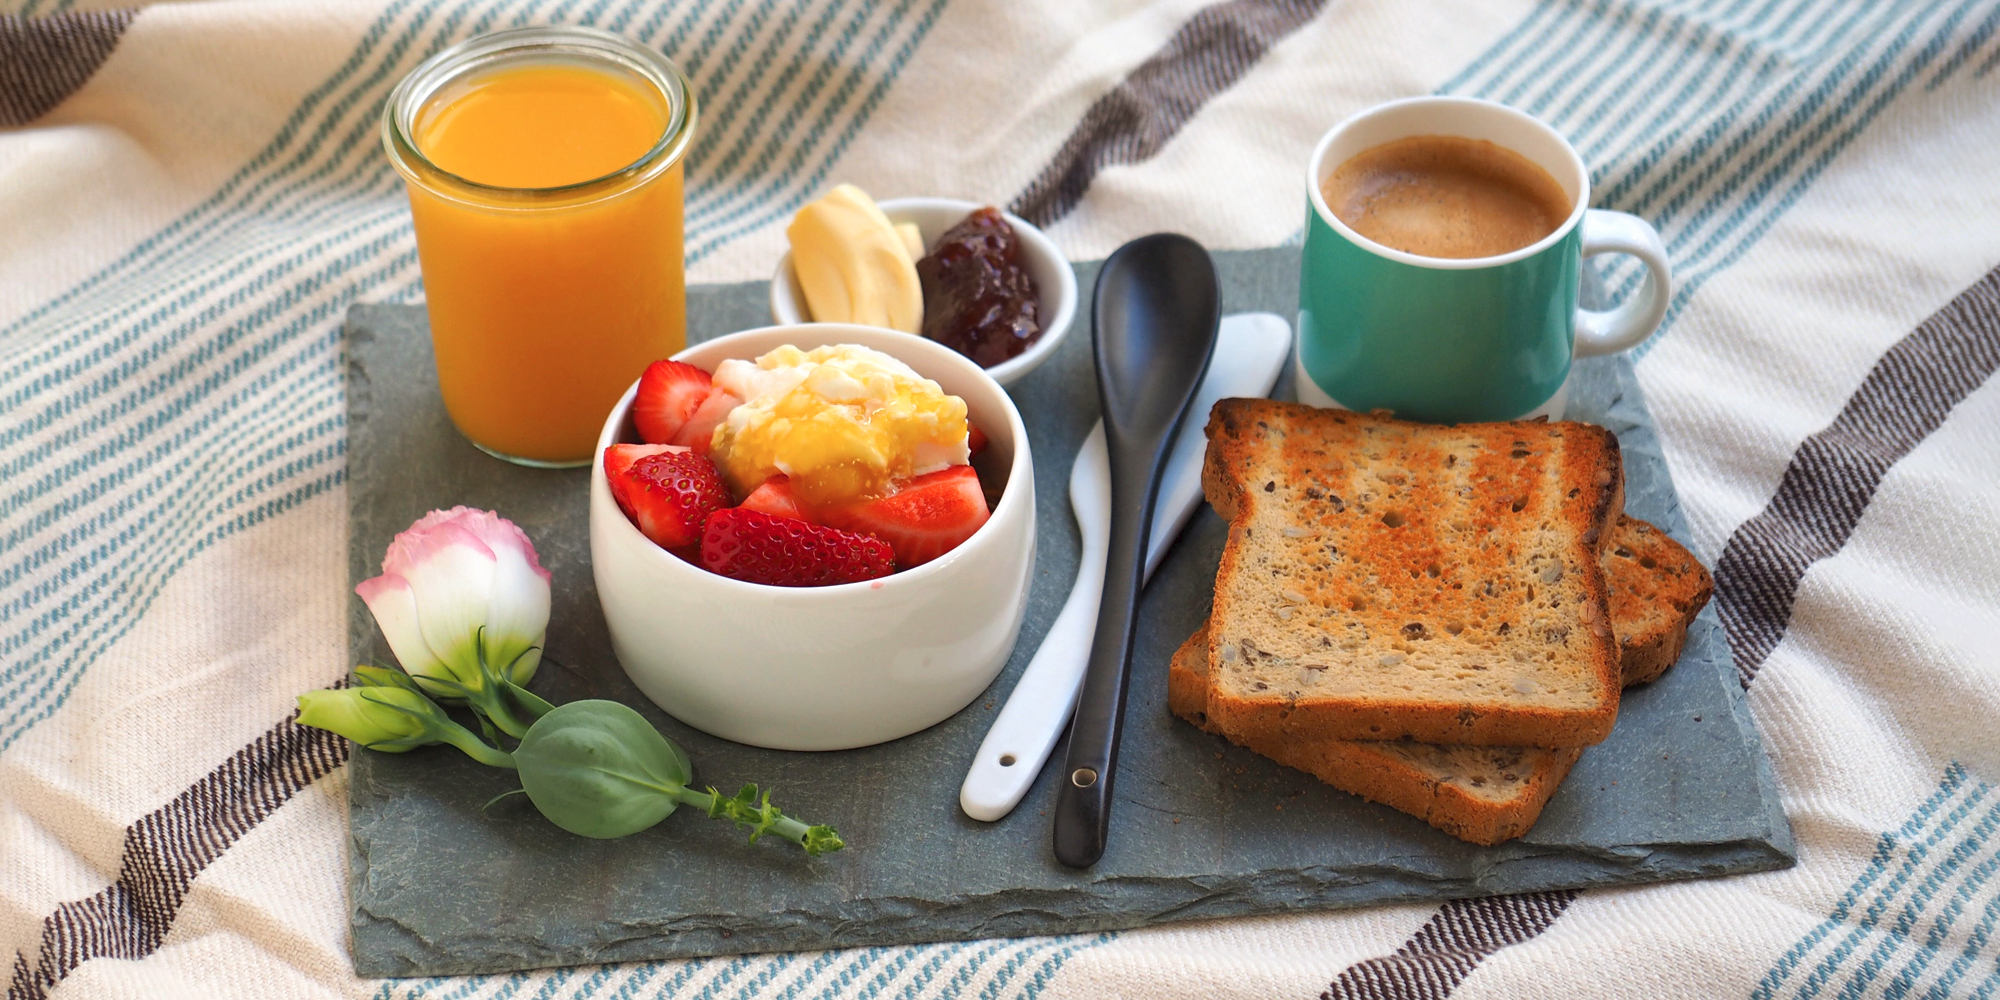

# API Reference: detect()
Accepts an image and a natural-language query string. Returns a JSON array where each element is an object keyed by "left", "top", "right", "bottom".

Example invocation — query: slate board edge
[{"left": 349, "top": 830, "right": 1789, "bottom": 977}]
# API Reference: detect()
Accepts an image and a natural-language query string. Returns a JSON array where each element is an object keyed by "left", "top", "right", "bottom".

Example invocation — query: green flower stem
[
  {"left": 430, "top": 723, "right": 518, "bottom": 769},
  {"left": 667, "top": 784, "right": 846, "bottom": 856}
]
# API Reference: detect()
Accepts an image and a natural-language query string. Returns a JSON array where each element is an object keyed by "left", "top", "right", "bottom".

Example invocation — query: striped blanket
[{"left": 3, "top": 0, "right": 1998, "bottom": 997}]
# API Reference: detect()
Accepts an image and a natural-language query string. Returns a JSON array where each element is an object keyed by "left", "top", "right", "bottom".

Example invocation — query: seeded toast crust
[
  {"left": 1169, "top": 628, "right": 1581, "bottom": 845},
  {"left": 1200, "top": 400, "right": 1624, "bottom": 749},
  {"left": 1604, "top": 514, "right": 1714, "bottom": 686}
]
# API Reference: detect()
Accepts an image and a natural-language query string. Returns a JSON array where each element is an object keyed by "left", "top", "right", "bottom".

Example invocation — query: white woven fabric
[{"left": 3, "top": 0, "right": 1999, "bottom": 997}]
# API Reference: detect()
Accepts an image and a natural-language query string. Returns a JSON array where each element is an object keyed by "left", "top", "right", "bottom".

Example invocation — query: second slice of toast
[
  {"left": 1169, "top": 627, "right": 1582, "bottom": 845},
  {"left": 1168, "top": 515, "right": 1711, "bottom": 844},
  {"left": 1201, "top": 400, "right": 1625, "bottom": 748}
]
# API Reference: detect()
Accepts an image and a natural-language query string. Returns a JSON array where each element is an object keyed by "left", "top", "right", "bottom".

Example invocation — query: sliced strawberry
[
  {"left": 632, "top": 360, "right": 714, "bottom": 444},
  {"left": 672, "top": 388, "right": 744, "bottom": 454},
  {"left": 739, "top": 475, "right": 812, "bottom": 522},
  {"left": 701, "top": 508, "right": 894, "bottom": 587},
  {"left": 608, "top": 449, "right": 730, "bottom": 549},
  {"left": 823, "top": 465, "right": 990, "bottom": 568},
  {"left": 602, "top": 442, "right": 688, "bottom": 481},
  {"left": 967, "top": 423, "right": 989, "bottom": 457}
]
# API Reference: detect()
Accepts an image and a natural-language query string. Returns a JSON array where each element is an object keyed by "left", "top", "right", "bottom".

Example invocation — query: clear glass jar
[{"left": 383, "top": 26, "right": 697, "bottom": 467}]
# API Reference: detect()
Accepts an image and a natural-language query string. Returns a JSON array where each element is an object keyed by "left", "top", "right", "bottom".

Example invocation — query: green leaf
[{"left": 513, "top": 700, "right": 693, "bottom": 839}]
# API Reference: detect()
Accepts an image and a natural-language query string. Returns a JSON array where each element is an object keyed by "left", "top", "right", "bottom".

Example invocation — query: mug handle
[{"left": 1574, "top": 208, "right": 1672, "bottom": 357}]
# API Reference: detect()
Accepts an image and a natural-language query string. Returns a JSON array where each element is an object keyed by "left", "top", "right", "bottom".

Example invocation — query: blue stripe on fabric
[
  {"left": 0, "top": 0, "right": 425, "bottom": 347},
  {"left": 3, "top": 467, "right": 343, "bottom": 752},
  {"left": 683, "top": 0, "right": 886, "bottom": 222},
  {"left": 1640, "top": 0, "right": 1987, "bottom": 327},
  {"left": 1533, "top": 0, "right": 1667, "bottom": 125},
  {"left": 849, "top": 940, "right": 961, "bottom": 1000},
  {"left": 603, "top": 958, "right": 663, "bottom": 999},
  {"left": 976, "top": 938, "right": 1063, "bottom": 1000},
  {"left": 1589, "top": 0, "right": 1893, "bottom": 212},
  {"left": 1921, "top": 878, "right": 2000, "bottom": 1000},
  {"left": 757, "top": 949, "right": 844, "bottom": 1000},
  {"left": 1435, "top": 0, "right": 1563, "bottom": 94},
  {"left": 1752, "top": 763, "right": 1972, "bottom": 1000},
  {"left": 921, "top": 940, "right": 1015, "bottom": 1000},
  {"left": 1925, "top": 0, "right": 2000, "bottom": 86},
  {"left": 1880, "top": 808, "right": 2000, "bottom": 999},
  {"left": 1828, "top": 794, "right": 2000, "bottom": 999},
  {"left": 687, "top": 0, "right": 947, "bottom": 263},
  {"left": 793, "top": 947, "right": 887, "bottom": 1000},
  {"left": 1652, "top": 0, "right": 1963, "bottom": 264},
  {"left": 0, "top": 270, "right": 403, "bottom": 749},
  {"left": 0, "top": 221, "right": 411, "bottom": 640},
  {"left": 1781, "top": 774, "right": 1991, "bottom": 999},
  {"left": 1013, "top": 932, "right": 1114, "bottom": 1000},
  {"left": 685, "top": 0, "right": 838, "bottom": 175},
  {"left": 1494, "top": 0, "right": 1625, "bottom": 111}
]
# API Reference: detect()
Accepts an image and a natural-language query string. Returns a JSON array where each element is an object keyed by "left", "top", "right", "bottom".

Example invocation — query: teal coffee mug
[{"left": 1297, "top": 96, "right": 1671, "bottom": 423}]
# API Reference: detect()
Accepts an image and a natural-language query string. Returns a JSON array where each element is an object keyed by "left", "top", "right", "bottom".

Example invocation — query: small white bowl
[
  {"left": 769, "top": 197, "right": 1078, "bottom": 386},
  {"left": 589, "top": 324, "right": 1037, "bottom": 751}
]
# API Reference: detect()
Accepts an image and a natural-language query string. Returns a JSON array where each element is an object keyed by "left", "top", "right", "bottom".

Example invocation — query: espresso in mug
[{"left": 1321, "top": 135, "right": 1571, "bottom": 260}]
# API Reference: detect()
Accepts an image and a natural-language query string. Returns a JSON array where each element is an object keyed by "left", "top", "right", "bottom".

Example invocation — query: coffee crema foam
[{"left": 1321, "top": 135, "right": 1572, "bottom": 260}]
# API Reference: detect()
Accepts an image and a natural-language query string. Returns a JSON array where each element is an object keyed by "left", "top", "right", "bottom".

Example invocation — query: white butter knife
[{"left": 959, "top": 312, "right": 1291, "bottom": 822}]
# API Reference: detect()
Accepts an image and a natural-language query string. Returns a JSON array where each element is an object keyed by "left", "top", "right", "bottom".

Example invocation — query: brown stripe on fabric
[
  {"left": 5, "top": 713, "right": 347, "bottom": 1000},
  {"left": 1720, "top": 266, "right": 2000, "bottom": 687},
  {"left": 1008, "top": 0, "right": 1327, "bottom": 227},
  {"left": 1320, "top": 891, "right": 1579, "bottom": 1000},
  {"left": 0, "top": 9, "right": 137, "bottom": 128}
]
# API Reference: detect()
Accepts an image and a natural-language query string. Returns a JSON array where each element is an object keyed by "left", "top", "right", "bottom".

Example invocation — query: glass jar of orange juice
[{"left": 383, "top": 27, "right": 696, "bottom": 467}]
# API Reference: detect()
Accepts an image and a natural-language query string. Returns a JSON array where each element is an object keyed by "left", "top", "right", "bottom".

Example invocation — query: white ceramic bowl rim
[{"left": 593, "top": 324, "right": 1032, "bottom": 598}]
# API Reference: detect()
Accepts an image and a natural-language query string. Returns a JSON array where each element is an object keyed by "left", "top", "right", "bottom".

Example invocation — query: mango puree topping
[{"left": 709, "top": 344, "right": 970, "bottom": 505}]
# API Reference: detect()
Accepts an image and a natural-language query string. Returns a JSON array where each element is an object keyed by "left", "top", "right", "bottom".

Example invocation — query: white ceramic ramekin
[
  {"left": 589, "top": 324, "right": 1037, "bottom": 751},
  {"left": 769, "top": 197, "right": 1078, "bottom": 386}
]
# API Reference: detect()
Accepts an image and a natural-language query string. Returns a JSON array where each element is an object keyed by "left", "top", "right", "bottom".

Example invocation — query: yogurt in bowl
[{"left": 589, "top": 324, "right": 1035, "bottom": 750}]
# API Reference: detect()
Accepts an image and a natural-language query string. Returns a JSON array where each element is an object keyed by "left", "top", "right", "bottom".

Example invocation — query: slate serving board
[{"left": 343, "top": 247, "right": 1794, "bottom": 977}]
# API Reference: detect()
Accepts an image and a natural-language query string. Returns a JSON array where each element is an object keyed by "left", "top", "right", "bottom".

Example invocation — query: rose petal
[
  {"left": 397, "top": 523, "right": 497, "bottom": 687},
  {"left": 355, "top": 574, "right": 450, "bottom": 690},
  {"left": 482, "top": 538, "right": 550, "bottom": 685}
]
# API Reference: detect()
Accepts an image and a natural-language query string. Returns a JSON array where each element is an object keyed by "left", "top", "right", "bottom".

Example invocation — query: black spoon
[{"left": 1052, "top": 233, "right": 1220, "bottom": 869}]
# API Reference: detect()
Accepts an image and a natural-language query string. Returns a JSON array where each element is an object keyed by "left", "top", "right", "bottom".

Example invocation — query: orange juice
[{"left": 385, "top": 29, "right": 696, "bottom": 466}]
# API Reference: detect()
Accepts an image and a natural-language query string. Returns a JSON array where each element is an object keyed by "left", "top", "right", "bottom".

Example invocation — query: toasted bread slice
[
  {"left": 1605, "top": 514, "right": 1714, "bottom": 686},
  {"left": 1200, "top": 400, "right": 1624, "bottom": 748},
  {"left": 1169, "top": 628, "right": 1580, "bottom": 845},
  {"left": 1169, "top": 515, "right": 1708, "bottom": 844}
]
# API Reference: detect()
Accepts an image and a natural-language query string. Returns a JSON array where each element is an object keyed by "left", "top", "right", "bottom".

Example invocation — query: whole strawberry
[
  {"left": 607, "top": 448, "right": 730, "bottom": 550},
  {"left": 701, "top": 508, "right": 894, "bottom": 587}
]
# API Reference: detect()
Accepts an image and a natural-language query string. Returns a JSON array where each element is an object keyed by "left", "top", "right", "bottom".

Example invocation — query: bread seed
[
  {"left": 1378, "top": 653, "right": 1405, "bottom": 667},
  {"left": 1540, "top": 563, "right": 1564, "bottom": 583},
  {"left": 1513, "top": 678, "right": 1537, "bottom": 695},
  {"left": 1275, "top": 606, "right": 1294, "bottom": 621},
  {"left": 1282, "top": 588, "right": 1308, "bottom": 603},
  {"left": 1283, "top": 525, "right": 1310, "bottom": 538}
]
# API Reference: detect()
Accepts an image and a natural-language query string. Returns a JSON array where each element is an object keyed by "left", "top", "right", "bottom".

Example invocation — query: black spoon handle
[{"left": 1052, "top": 435, "right": 1175, "bottom": 867}]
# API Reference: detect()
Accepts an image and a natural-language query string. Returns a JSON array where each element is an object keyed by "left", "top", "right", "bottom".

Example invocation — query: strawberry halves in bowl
[
  {"left": 604, "top": 444, "right": 730, "bottom": 550},
  {"left": 823, "top": 465, "right": 989, "bottom": 568},
  {"left": 701, "top": 508, "right": 893, "bottom": 587}
]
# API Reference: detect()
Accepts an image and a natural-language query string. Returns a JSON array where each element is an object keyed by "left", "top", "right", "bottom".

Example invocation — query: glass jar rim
[{"left": 381, "top": 25, "right": 697, "bottom": 207}]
